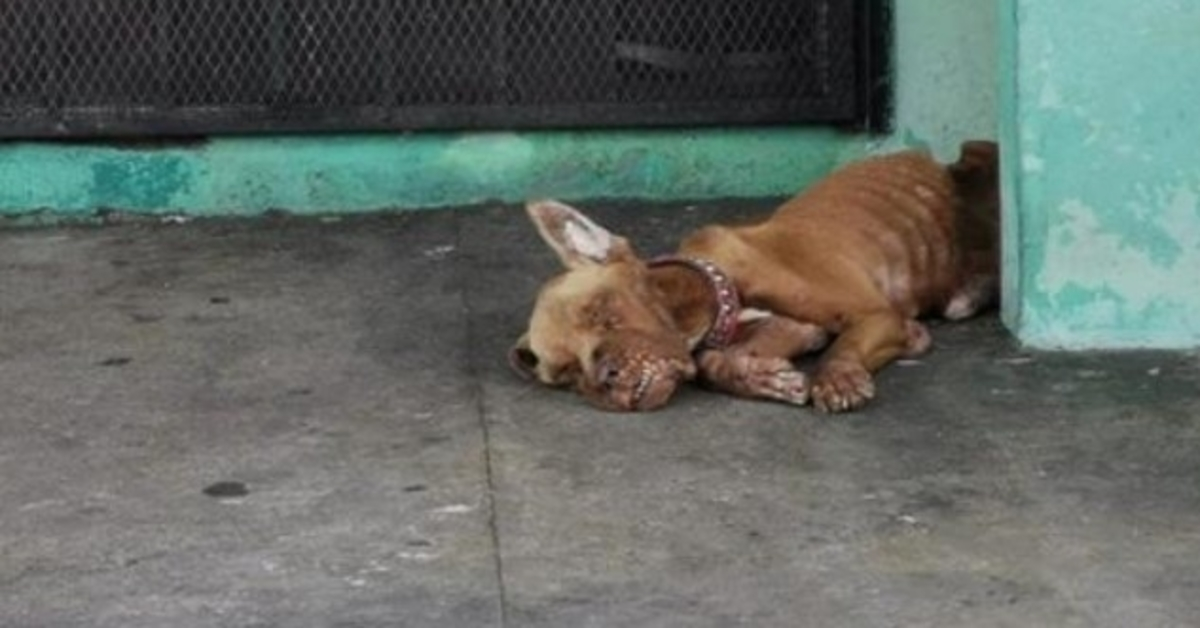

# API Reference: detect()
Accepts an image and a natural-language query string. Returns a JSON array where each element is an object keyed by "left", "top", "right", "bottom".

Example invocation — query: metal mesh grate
[{"left": 0, "top": 0, "right": 888, "bottom": 138}]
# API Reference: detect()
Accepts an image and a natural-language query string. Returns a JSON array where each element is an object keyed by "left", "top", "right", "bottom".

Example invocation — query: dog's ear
[
  {"left": 525, "top": 200, "right": 635, "bottom": 269},
  {"left": 508, "top": 333, "right": 539, "bottom": 380}
]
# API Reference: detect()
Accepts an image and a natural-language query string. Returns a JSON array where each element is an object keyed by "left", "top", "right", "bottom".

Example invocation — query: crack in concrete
[{"left": 456, "top": 210, "right": 511, "bottom": 628}]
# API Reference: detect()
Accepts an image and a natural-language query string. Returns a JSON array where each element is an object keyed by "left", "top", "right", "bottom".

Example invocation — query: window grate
[{"left": 0, "top": 0, "right": 889, "bottom": 138}]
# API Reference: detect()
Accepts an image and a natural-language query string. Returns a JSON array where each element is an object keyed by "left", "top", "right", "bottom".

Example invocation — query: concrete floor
[{"left": 1, "top": 202, "right": 1198, "bottom": 628}]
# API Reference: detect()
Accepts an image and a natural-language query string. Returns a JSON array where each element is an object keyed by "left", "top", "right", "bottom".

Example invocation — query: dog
[{"left": 508, "top": 141, "right": 1000, "bottom": 413}]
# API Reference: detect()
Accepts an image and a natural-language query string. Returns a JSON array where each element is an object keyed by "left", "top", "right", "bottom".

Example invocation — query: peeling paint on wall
[
  {"left": 1035, "top": 193, "right": 1200, "bottom": 332},
  {"left": 1003, "top": 0, "right": 1200, "bottom": 348}
]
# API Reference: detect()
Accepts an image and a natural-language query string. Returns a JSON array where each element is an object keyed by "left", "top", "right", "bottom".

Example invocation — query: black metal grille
[{"left": 0, "top": 0, "right": 889, "bottom": 138}]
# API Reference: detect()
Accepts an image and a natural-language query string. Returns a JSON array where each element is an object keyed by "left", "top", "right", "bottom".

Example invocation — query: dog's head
[{"left": 509, "top": 200, "right": 697, "bottom": 412}]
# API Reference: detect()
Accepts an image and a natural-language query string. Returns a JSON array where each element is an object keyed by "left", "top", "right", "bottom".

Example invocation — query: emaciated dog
[{"left": 509, "top": 141, "right": 1000, "bottom": 413}]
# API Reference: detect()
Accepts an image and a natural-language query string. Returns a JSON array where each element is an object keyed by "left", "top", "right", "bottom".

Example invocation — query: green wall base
[{"left": 0, "top": 130, "right": 866, "bottom": 217}]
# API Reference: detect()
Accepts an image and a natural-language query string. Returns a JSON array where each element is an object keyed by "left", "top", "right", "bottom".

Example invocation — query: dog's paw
[
  {"left": 811, "top": 360, "right": 875, "bottom": 413},
  {"left": 699, "top": 352, "right": 809, "bottom": 405},
  {"left": 740, "top": 356, "right": 809, "bottom": 406}
]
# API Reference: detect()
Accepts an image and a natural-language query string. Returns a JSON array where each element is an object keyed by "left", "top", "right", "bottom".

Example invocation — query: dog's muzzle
[{"left": 586, "top": 352, "right": 696, "bottom": 412}]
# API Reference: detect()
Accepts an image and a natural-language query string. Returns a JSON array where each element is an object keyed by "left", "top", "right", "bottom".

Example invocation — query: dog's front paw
[
  {"left": 740, "top": 356, "right": 809, "bottom": 406},
  {"left": 699, "top": 352, "right": 809, "bottom": 405},
  {"left": 812, "top": 360, "right": 874, "bottom": 413}
]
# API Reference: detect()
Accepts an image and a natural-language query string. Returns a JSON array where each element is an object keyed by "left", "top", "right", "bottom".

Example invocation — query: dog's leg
[
  {"left": 944, "top": 249, "right": 1000, "bottom": 320},
  {"left": 697, "top": 315, "right": 828, "bottom": 405},
  {"left": 811, "top": 310, "right": 912, "bottom": 413},
  {"left": 944, "top": 273, "right": 999, "bottom": 320}
]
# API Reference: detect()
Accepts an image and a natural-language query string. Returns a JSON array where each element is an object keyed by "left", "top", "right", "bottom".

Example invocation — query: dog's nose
[{"left": 595, "top": 358, "right": 621, "bottom": 391}]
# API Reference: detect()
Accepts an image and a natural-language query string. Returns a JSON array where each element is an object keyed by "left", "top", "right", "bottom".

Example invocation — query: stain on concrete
[{"left": 202, "top": 481, "right": 250, "bottom": 499}]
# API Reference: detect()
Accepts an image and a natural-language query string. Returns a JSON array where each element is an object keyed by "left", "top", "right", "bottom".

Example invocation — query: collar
[{"left": 648, "top": 255, "right": 741, "bottom": 349}]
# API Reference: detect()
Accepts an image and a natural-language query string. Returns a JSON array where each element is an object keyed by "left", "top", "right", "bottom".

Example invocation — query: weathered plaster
[
  {"left": 881, "top": 0, "right": 998, "bottom": 160},
  {"left": 1002, "top": 0, "right": 1200, "bottom": 348}
]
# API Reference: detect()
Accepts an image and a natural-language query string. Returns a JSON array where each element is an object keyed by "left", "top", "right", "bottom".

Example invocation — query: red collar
[{"left": 648, "top": 256, "right": 741, "bottom": 349}]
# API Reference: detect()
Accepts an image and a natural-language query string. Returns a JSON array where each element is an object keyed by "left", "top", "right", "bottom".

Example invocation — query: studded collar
[{"left": 648, "top": 255, "right": 741, "bottom": 350}]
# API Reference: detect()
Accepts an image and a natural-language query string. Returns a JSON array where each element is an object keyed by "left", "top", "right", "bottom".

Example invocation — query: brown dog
[{"left": 509, "top": 141, "right": 1000, "bottom": 413}]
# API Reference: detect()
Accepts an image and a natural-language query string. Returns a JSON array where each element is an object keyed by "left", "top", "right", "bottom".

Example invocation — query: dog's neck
[{"left": 647, "top": 257, "right": 740, "bottom": 350}]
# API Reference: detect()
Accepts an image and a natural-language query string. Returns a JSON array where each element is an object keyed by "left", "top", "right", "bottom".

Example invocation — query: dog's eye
[
  {"left": 581, "top": 295, "right": 622, "bottom": 330},
  {"left": 588, "top": 311, "right": 621, "bottom": 330}
]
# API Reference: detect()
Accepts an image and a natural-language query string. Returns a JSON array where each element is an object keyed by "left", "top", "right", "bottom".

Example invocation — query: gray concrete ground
[{"left": 1, "top": 202, "right": 1198, "bottom": 628}]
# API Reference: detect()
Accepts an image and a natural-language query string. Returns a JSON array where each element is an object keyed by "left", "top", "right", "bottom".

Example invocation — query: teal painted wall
[
  {"left": 0, "top": 1, "right": 996, "bottom": 218},
  {"left": 1001, "top": 0, "right": 1200, "bottom": 349},
  {"left": 883, "top": 0, "right": 998, "bottom": 160}
]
